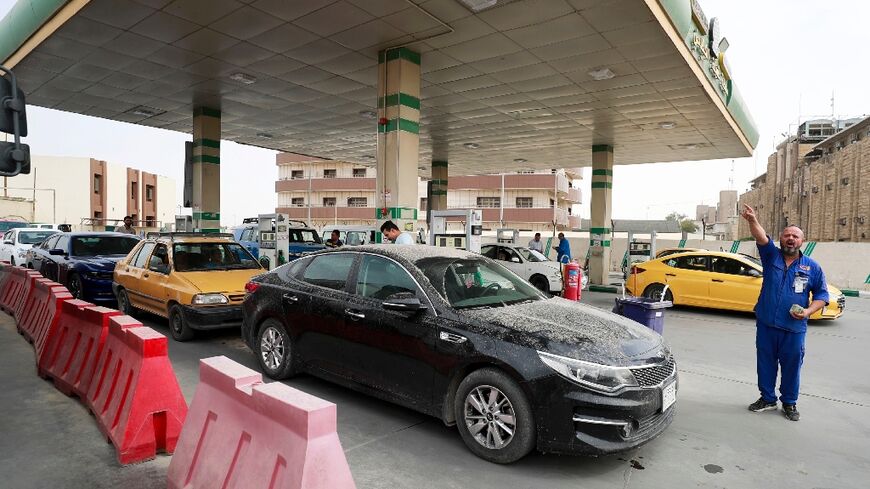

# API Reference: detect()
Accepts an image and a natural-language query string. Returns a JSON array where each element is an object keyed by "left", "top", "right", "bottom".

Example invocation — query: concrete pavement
[{"left": 1, "top": 292, "right": 868, "bottom": 488}]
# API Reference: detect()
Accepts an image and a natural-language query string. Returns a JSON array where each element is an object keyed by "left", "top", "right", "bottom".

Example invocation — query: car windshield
[
  {"left": 19, "top": 231, "right": 57, "bottom": 244},
  {"left": 739, "top": 253, "right": 762, "bottom": 268},
  {"left": 173, "top": 242, "right": 260, "bottom": 271},
  {"left": 516, "top": 247, "right": 549, "bottom": 262},
  {"left": 70, "top": 236, "right": 140, "bottom": 256},
  {"left": 289, "top": 229, "right": 322, "bottom": 244},
  {"left": 416, "top": 257, "right": 545, "bottom": 309}
]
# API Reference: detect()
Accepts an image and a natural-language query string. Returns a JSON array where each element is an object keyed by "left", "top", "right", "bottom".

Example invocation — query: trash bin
[{"left": 612, "top": 297, "right": 672, "bottom": 334}]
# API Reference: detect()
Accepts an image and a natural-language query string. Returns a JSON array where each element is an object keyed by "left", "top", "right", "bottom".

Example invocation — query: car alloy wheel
[
  {"left": 260, "top": 326, "right": 285, "bottom": 371},
  {"left": 168, "top": 305, "right": 194, "bottom": 342},
  {"left": 644, "top": 283, "right": 673, "bottom": 302},
  {"left": 68, "top": 273, "right": 82, "bottom": 299},
  {"left": 116, "top": 289, "right": 132, "bottom": 315},
  {"left": 256, "top": 319, "right": 296, "bottom": 380},
  {"left": 464, "top": 385, "right": 517, "bottom": 450}
]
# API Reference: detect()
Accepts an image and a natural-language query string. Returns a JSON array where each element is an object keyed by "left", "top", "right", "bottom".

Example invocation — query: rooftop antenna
[{"left": 729, "top": 159, "right": 735, "bottom": 190}]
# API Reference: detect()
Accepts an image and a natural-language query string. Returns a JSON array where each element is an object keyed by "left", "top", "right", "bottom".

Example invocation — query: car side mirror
[
  {"left": 748, "top": 269, "right": 762, "bottom": 278},
  {"left": 3, "top": 240, "right": 12, "bottom": 245},
  {"left": 48, "top": 248, "right": 65, "bottom": 256},
  {"left": 383, "top": 293, "right": 426, "bottom": 312},
  {"left": 511, "top": 256, "right": 521, "bottom": 263}
]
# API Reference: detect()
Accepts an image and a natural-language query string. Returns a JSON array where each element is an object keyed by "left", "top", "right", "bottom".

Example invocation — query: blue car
[
  {"left": 28, "top": 232, "right": 141, "bottom": 304},
  {"left": 232, "top": 219, "right": 325, "bottom": 263}
]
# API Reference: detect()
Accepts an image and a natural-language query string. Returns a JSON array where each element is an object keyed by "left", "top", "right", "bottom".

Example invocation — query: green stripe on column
[
  {"left": 600, "top": 240, "right": 611, "bottom": 247},
  {"left": 193, "top": 212, "right": 221, "bottom": 220},
  {"left": 804, "top": 241, "right": 817, "bottom": 256},
  {"left": 378, "top": 47, "right": 421, "bottom": 65},
  {"left": 622, "top": 250, "right": 629, "bottom": 267},
  {"left": 192, "top": 138, "right": 220, "bottom": 148},
  {"left": 192, "top": 155, "right": 220, "bottom": 164},
  {"left": 591, "top": 182, "right": 612, "bottom": 189},
  {"left": 197, "top": 228, "right": 222, "bottom": 233},
  {"left": 864, "top": 274, "right": 870, "bottom": 284},
  {"left": 378, "top": 118, "right": 419, "bottom": 134},
  {"left": 431, "top": 190, "right": 447, "bottom": 195},
  {"left": 379, "top": 93, "right": 421, "bottom": 110},
  {"left": 376, "top": 207, "right": 418, "bottom": 219},
  {"left": 432, "top": 160, "right": 448, "bottom": 168},
  {"left": 591, "top": 169, "right": 613, "bottom": 176},
  {"left": 592, "top": 144, "right": 613, "bottom": 152},
  {"left": 193, "top": 107, "right": 220, "bottom": 118},
  {"left": 589, "top": 227, "right": 611, "bottom": 234},
  {"left": 730, "top": 241, "right": 740, "bottom": 253},
  {"left": 678, "top": 238, "right": 687, "bottom": 248}
]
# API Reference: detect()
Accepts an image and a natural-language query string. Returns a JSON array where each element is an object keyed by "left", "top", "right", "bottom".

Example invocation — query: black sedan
[
  {"left": 242, "top": 245, "right": 677, "bottom": 463},
  {"left": 28, "top": 232, "right": 141, "bottom": 304}
]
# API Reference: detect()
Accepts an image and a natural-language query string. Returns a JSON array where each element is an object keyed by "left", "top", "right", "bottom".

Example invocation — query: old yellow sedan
[{"left": 625, "top": 251, "right": 844, "bottom": 320}]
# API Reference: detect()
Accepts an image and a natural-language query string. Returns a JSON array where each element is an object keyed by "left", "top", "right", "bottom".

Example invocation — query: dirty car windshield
[
  {"left": 517, "top": 247, "right": 548, "bottom": 262},
  {"left": 416, "top": 257, "right": 544, "bottom": 309},
  {"left": 71, "top": 236, "right": 140, "bottom": 256},
  {"left": 173, "top": 242, "right": 259, "bottom": 271},
  {"left": 19, "top": 231, "right": 57, "bottom": 244}
]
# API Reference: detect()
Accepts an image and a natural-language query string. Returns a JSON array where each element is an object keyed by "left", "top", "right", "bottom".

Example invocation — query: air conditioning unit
[
  {"left": 801, "top": 191, "right": 808, "bottom": 197},
  {"left": 825, "top": 183, "right": 834, "bottom": 191},
  {"left": 837, "top": 217, "right": 847, "bottom": 226},
  {"left": 812, "top": 186, "right": 819, "bottom": 193},
  {"left": 841, "top": 177, "right": 850, "bottom": 185},
  {"left": 857, "top": 216, "right": 867, "bottom": 225}
]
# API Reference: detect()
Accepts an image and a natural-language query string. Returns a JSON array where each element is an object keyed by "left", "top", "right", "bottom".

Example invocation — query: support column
[
  {"left": 191, "top": 107, "right": 220, "bottom": 232},
  {"left": 431, "top": 160, "right": 448, "bottom": 211},
  {"left": 376, "top": 47, "right": 421, "bottom": 234},
  {"left": 588, "top": 145, "right": 614, "bottom": 285}
]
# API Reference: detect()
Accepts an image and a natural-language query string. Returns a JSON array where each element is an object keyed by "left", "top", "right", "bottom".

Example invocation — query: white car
[
  {"left": 481, "top": 244, "right": 566, "bottom": 294},
  {"left": 0, "top": 227, "right": 60, "bottom": 266}
]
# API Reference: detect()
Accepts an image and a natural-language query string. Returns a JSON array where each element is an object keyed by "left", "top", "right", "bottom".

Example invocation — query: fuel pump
[
  {"left": 257, "top": 213, "right": 277, "bottom": 270},
  {"left": 624, "top": 230, "right": 657, "bottom": 277},
  {"left": 428, "top": 209, "right": 483, "bottom": 254},
  {"left": 496, "top": 228, "right": 519, "bottom": 244},
  {"left": 274, "top": 213, "right": 290, "bottom": 267}
]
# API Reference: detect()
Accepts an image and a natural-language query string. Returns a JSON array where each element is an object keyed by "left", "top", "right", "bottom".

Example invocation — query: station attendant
[
  {"left": 741, "top": 204, "right": 828, "bottom": 421},
  {"left": 325, "top": 229, "right": 343, "bottom": 248},
  {"left": 528, "top": 233, "right": 544, "bottom": 253},
  {"left": 380, "top": 220, "right": 414, "bottom": 245},
  {"left": 116, "top": 216, "right": 137, "bottom": 235},
  {"left": 553, "top": 232, "right": 571, "bottom": 263}
]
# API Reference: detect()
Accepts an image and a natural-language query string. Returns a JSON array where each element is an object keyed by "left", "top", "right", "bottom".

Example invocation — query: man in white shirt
[
  {"left": 380, "top": 220, "right": 414, "bottom": 244},
  {"left": 528, "top": 232, "right": 543, "bottom": 253}
]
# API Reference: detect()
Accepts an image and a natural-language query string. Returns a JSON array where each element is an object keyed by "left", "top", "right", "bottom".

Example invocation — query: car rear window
[{"left": 301, "top": 254, "right": 354, "bottom": 290}]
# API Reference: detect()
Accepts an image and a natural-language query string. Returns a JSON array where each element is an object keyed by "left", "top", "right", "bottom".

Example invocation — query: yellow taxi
[
  {"left": 113, "top": 233, "right": 264, "bottom": 341},
  {"left": 625, "top": 250, "right": 844, "bottom": 320}
]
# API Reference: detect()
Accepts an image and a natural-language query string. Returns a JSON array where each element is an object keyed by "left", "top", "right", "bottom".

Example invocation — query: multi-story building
[
  {"left": 738, "top": 116, "right": 870, "bottom": 241},
  {"left": 695, "top": 190, "right": 738, "bottom": 240},
  {"left": 274, "top": 153, "right": 582, "bottom": 232},
  {"left": 1, "top": 156, "right": 176, "bottom": 231}
]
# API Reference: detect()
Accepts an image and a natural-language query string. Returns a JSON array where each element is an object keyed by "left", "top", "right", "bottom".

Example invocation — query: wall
[
  {"left": 105, "top": 161, "right": 127, "bottom": 221},
  {"left": 156, "top": 175, "right": 176, "bottom": 230},
  {"left": 1, "top": 156, "right": 91, "bottom": 225}
]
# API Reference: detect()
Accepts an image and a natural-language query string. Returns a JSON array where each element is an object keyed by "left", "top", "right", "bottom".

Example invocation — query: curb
[
  {"left": 588, "top": 285, "right": 619, "bottom": 293},
  {"left": 841, "top": 289, "right": 870, "bottom": 299}
]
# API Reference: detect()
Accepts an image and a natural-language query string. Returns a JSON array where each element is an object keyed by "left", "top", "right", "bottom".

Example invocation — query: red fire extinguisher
[{"left": 563, "top": 261, "right": 581, "bottom": 301}]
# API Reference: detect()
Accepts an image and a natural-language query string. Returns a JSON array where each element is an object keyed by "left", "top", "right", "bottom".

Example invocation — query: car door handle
[
  {"left": 345, "top": 309, "right": 365, "bottom": 320},
  {"left": 711, "top": 278, "right": 724, "bottom": 282},
  {"left": 282, "top": 293, "right": 298, "bottom": 303},
  {"left": 439, "top": 331, "right": 467, "bottom": 344},
  {"left": 665, "top": 273, "right": 676, "bottom": 277},
  {"left": 143, "top": 273, "right": 149, "bottom": 278}
]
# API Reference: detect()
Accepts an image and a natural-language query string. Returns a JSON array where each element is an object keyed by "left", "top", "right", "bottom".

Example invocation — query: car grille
[
  {"left": 90, "top": 271, "right": 114, "bottom": 280},
  {"left": 228, "top": 294, "right": 246, "bottom": 303},
  {"left": 630, "top": 356, "right": 676, "bottom": 387}
]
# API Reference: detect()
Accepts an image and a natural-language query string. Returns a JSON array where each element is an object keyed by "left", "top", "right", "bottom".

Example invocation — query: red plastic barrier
[
  {"left": 0, "top": 267, "right": 40, "bottom": 315},
  {"left": 38, "top": 302, "right": 121, "bottom": 398},
  {"left": 12, "top": 271, "right": 46, "bottom": 321},
  {"left": 35, "top": 298, "right": 90, "bottom": 367},
  {"left": 0, "top": 261, "right": 13, "bottom": 293},
  {"left": 16, "top": 277, "right": 67, "bottom": 342},
  {"left": 86, "top": 316, "right": 188, "bottom": 465},
  {"left": 167, "top": 356, "right": 356, "bottom": 489}
]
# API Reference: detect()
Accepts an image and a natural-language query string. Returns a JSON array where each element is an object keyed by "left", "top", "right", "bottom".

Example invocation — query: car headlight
[
  {"left": 537, "top": 351, "right": 638, "bottom": 393},
  {"left": 192, "top": 293, "right": 229, "bottom": 305}
]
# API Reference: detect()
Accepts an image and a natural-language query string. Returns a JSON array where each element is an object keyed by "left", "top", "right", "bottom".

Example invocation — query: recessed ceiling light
[
  {"left": 587, "top": 67, "right": 615, "bottom": 81},
  {"left": 128, "top": 106, "right": 164, "bottom": 117},
  {"left": 359, "top": 110, "right": 377, "bottom": 119},
  {"left": 464, "top": 142, "right": 480, "bottom": 149},
  {"left": 457, "top": 0, "right": 498, "bottom": 12},
  {"left": 256, "top": 132, "right": 273, "bottom": 139},
  {"left": 363, "top": 155, "right": 375, "bottom": 159},
  {"left": 229, "top": 72, "right": 257, "bottom": 84},
  {"left": 659, "top": 121, "right": 677, "bottom": 129},
  {"left": 131, "top": 108, "right": 156, "bottom": 117},
  {"left": 513, "top": 158, "right": 527, "bottom": 163}
]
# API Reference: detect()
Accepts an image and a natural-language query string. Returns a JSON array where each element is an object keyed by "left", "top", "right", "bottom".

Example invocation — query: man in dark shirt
[
  {"left": 741, "top": 204, "right": 829, "bottom": 421},
  {"left": 325, "top": 229, "right": 343, "bottom": 248}
]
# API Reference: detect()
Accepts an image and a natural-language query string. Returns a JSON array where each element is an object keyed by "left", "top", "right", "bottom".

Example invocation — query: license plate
[{"left": 661, "top": 381, "right": 676, "bottom": 412}]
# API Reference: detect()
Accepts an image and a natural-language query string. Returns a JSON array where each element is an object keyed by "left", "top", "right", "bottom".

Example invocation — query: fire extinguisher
[{"left": 563, "top": 261, "right": 581, "bottom": 301}]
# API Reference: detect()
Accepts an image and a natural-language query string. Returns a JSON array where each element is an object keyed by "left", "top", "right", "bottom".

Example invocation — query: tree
[{"left": 665, "top": 211, "right": 698, "bottom": 233}]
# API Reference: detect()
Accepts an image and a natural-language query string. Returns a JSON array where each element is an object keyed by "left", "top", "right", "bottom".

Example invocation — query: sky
[{"left": 3, "top": 0, "right": 869, "bottom": 226}]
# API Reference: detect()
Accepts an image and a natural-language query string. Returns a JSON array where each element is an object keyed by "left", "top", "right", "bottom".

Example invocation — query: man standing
[
  {"left": 380, "top": 220, "right": 414, "bottom": 245},
  {"left": 528, "top": 232, "right": 543, "bottom": 253},
  {"left": 553, "top": 232, "right": 571, "bottom": 263},
  {"left": 741, "top": 204, "right": 828, "bottom": 421},
  {"left": 325, "top": 229, "right": 343, "bottom": 248},
  {"left": 116, "top": 216, "right": 137, "bottom": 235}
]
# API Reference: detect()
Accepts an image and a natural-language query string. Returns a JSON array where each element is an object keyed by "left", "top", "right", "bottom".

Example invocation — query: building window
[
  {"left": 352, "top": 168, "right": 367, "bottom": 178},
  {"left": 93, "top": 211, "right": 102, "bottom": 219},
  {"left": 420, "top": 197, "right": 428, "bottom": 210},
  {"left": 347, "top": 197, "right": 367, "bottom": 207},
  {"left": 145, "top": 185, "right": 154, "bottom": 202},
  {"left": 291, "top": 197, "right": 305, "bottom": 207},
  {"left": 477, "top": 197, "right": 500, "bottom": 208},
  {"left": 146, "top": 216, "right": 155, "bottom": 227},
  {"left": 291, "top": 170, "right": 304, "bottom": 179},
  {"left": 323, "top": 169, "right": 337, "bottom": 179},
  {"left": 131, "top": 182, "right": 137, "bottom": 199},
  {"left": 93, "top": 174, "right": 101, "bottom": 194},
  {"left": 323, "top": 197, "right": 336, "bottom": 207},
  {"left": 516, "top": 197, "right": 533, "bottom": 208}
]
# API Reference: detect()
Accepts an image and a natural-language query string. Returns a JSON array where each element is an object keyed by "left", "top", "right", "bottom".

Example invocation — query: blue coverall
[
  {"left": 755, "top": 237, "right": 829, "bottom": 405},
  {"left": 556, "top": 238, "right": 571, "bottom": 264}
]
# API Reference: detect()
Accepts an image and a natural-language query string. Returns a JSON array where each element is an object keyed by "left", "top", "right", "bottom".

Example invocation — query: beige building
[
  {"left": 695, "top": 190, "right": 738, "bottom": 240},
  {"left": 275, "top": 153, "right": 582, "bottom": 232},
  {"left": 0, "top": 156, "right": 176, "bottom": 232},
  {"left": 739, "top": 117, "right": 870, "bottom": 241}
]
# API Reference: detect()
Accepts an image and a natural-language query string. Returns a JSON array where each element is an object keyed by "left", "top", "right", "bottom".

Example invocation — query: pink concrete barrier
[
  {"left": 167, "top": 356, "right": 356, "bottom": 489},
  {"left": 0, "top": 267, "right": 39, "bottom": 316},
  {"left": 16, "top": 277, "right": 67, "bottom": 343}
]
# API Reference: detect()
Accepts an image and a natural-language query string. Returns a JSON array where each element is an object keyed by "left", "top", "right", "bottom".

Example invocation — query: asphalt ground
[{"left": 1, "top": 292, "right": 868, "bottom": 489}]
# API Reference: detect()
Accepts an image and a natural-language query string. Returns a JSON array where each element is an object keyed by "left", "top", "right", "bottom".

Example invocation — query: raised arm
[{"left": 740, "top": 204, "right": 769, "bottom": 246}]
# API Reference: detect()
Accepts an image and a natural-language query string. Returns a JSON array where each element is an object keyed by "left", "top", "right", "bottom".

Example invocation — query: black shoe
[
  {"left": 748, "top": 397, "right": 777, "bottom": 412},
  {"left": 782, "top": 404, "right": 800, "bottom": 421}
]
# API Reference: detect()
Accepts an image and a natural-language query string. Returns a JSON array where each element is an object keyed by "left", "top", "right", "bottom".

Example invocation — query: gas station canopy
[{"left": 1, "top": 0, "right": 757, "bottom": 175}]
